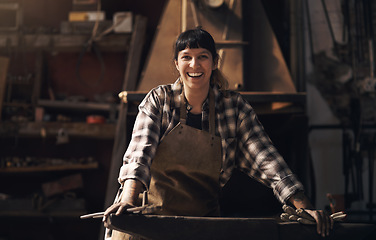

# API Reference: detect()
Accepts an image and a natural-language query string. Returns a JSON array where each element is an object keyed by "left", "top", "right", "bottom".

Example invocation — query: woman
[{"left": 104, "top": 27, "right": 332, "bottom": 238}]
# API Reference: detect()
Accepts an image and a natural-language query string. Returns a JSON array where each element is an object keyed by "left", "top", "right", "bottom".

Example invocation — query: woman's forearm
[
  {"left": 288, "top": 191, "right": 314, "bottom": 209},
  {"left": 121, "top": 179, "right": 144, "bottom": 206}
]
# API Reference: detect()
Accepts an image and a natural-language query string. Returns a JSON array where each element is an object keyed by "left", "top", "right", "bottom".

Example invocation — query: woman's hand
[
  {"left": 103, "top": 179, "right": 144, "bottom": 225},
  {"left": 102, "top": 201, "right": 135, "bottom": 225},
  {"left": 288, "top": 191, "right": 333, "bottom": 237},
  {"left": 304, "top": 209, "right": 333, "bottom": 237}
]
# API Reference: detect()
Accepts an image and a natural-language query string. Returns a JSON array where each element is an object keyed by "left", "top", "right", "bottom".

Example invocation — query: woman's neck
[{"left": 184, "top": 85, "right": 209, "bottom": 114}]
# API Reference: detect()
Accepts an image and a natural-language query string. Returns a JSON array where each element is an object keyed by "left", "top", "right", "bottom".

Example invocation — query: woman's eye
[{"left": 199, "top": 55, "right": 209, "bottom": 59}]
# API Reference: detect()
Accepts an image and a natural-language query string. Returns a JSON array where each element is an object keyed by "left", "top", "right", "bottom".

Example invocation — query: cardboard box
[
  {"left": 0, "top": 3, "right": 21, "bottom": 31},
  {"left": 69, "top": 11, "right": 105, "bottom": 22}
]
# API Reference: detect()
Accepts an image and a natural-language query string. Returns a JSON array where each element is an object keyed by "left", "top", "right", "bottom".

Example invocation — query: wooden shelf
[
  {"left": 0, "top": 162, "right": 98, "bottom": 173},
  {"left": 120, "top": 91, "right": 307, "bottom": 115},
  {"left": 0, "top": 210, "right": 87, "bottom": 218},
  {"left": 38, "top": 99, "right": 119, "bottom": 112},
  {"left": 1, "top": 121, "right": 116, "bottom": 139},
  {"left": 0, "top": 33, "right": 131, "bottom": 52},
  {"left": 0, "top": 198, "right": 87, "bottom": 217},
  {"left": 3, "top": 102, "right": 33, "bottom": 108},
  {"left": 121, "top": 91, "right": 307, "bottom": 103}
]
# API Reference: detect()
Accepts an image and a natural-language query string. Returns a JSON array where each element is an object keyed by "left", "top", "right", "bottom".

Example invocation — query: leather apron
[
  {"left": 107, "top": 89, "right": 222, "bottom": 239},
  {"left": 148, "top": 89, "right": 222, "bottom": 216}
]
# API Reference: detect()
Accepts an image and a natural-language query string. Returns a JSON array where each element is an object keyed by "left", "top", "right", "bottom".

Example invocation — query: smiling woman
[
  {"left": 103, "top": 27, "right": 333, "bottom": 240},
  {"left": 173, "top": 28, "right": 228, "bottom": 89},
  {"left": 175, "top": 48, "right": 215, "bottom": 113},
  {"left": 173, "top": 28, "right": 227, "bottom": 113}
]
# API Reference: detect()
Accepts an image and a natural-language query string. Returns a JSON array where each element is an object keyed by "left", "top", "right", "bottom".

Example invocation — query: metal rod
[
  {"left": 304, "top": 0, "right": 315, "bottom": 65},
  {"left": 368, "top": 135, "right": 375, "bottom": 221},
  {"left": 189, "top": 0, "right": 200, "bottom": 28},
  {"left": 182, "top": 0, "right": 188, "bottom": 32},
  {"left": 320, "top": 0, "right": 337, "bottom": 46}
]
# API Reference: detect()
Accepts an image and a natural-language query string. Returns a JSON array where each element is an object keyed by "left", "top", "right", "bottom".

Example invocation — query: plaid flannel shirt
[{"left": 119, "top": 79, "right": 304, "bottom": 203}]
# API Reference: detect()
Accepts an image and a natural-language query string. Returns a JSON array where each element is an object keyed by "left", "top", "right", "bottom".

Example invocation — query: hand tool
[{"left": 80, "top": 204, "right": 162, "bottom": 219}]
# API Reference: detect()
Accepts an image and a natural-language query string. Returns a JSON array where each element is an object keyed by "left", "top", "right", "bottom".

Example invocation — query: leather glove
[{"left": 280, "top": 205, "right": 346, "bottom": 225}]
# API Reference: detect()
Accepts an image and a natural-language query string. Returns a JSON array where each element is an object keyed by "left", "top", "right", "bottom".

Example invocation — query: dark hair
[
  {"left": 174, "top": 27, "right": 228, "bottom": 90},
  {"left": 174, "top": 28, "right": 218, "bottom": 62}
]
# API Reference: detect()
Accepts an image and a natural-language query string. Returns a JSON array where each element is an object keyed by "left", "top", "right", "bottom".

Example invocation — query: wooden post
[
  {"left": 104, "top": 14, "right": 147, "bottom": 209},
  {"left": 0, "top": 57, "right": 10, "bottom": 121},
  {"left": 32, "top": 51, "right": 43, "bottom": 107},
  {"left": 99, "top": 15, "right": 147, "bottom": 239}
]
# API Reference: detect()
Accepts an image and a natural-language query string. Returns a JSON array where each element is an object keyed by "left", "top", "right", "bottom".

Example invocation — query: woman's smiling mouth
[{"left": 187, "top": 72, "right": 203, "bottom": 78}]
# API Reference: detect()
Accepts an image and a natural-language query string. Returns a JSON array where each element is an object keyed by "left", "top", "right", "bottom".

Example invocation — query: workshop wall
[
  {"left": 306, "top": 0, "right": 376, "bottom": 222},
  {"left": 305, "top": 0, "right": 344, "bottom": 212}
]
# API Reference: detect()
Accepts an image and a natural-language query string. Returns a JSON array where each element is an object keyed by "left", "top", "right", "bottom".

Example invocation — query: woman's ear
[{"left": 174, "top": 59, "right": 179, "bottom": 71}]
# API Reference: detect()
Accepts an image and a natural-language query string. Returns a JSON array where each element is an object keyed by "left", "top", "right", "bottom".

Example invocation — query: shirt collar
[{"left": 171, "top": 78, "right": 220, "bottom": 112}]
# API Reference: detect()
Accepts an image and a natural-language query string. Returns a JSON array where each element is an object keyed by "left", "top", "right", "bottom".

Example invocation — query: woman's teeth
[{"left": 187, "top": 73, "right": 203, "bottom": 77}]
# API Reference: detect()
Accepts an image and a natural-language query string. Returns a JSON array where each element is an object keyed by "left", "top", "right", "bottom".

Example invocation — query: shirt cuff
[
  {"left": 273, "top": 174, "right": 304, "bottom": 203},
  {"left": 118, "top": 162, "right": 151, "bottom": 190}
]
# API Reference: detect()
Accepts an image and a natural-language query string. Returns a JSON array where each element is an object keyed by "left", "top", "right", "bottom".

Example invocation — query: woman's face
[{"left": 175, "top": 47, "right": 217, "bottom": 91}]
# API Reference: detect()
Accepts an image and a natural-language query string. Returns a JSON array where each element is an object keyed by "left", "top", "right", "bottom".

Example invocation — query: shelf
[
  {"left": 3, "top": 102, "right": 33, "bottom": 108},
  {"left": 0, "top": 121, "right": 116, "bottom": 139},
  {"left": 38, "top": 99, "right": 119, "bottom": 112},
  {"left": 120, "top": 91, "right": 307, "bottom": 103},
  {"left": 238, "top": 92, "right": 306, "bottom": 103},
  {"left": 0, "top": 33, "right": 131, "bottom": 52},
  {"left": 0, "top": 162, "right": 98, "bottom": 173},
  {"left": 0, "top": 198, "right": 87, "bottom": 217},
  {"left": 120, "top": 91, "right": 306, "bottom": 115}
]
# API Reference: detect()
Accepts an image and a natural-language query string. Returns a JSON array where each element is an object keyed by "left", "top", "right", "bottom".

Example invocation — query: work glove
[{"left": 280, "top": 205, "right": 346, "bottom": 225}]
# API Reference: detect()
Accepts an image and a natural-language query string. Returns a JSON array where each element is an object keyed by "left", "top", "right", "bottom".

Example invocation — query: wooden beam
[
  {"left": 37, "top": 99, "right": 119, "bottom": 112},
  {"left": 100, "top": 14, "right": 147, "bottom": 240},
  {"left": 105, "top": 15, "right": 147, "bottom": 208},
  {"left": 0, "top": 34, "right": 131, "bottom": 52},
  {"left": 0, "top": 56, "right": 9, "bottom": 121},
  {"left": 120, "top": 91, "right": 307, "bottom": 103},
  {"left": 121, "top": 15, "right": 148, "bottom": 92}
]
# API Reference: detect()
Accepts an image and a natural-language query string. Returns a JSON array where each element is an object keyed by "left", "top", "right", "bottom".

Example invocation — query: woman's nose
[{"left": 190, "top": 58, "right": 200, "bottom": 67}]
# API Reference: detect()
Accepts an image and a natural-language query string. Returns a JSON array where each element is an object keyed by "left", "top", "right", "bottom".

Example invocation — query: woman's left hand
[
  {"left": 304, "top": 209, "right": 334, "bottom": 237},
  {"left": 287, "top": 191, "right": 337, "bottom": 237},
  {"left": 281, "top": 205, "right": 334, "bottom": 237}
]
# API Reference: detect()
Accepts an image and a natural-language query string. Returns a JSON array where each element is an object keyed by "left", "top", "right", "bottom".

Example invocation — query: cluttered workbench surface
[{"left": 101, "top": 214, "right": 376, "bottom": 240}]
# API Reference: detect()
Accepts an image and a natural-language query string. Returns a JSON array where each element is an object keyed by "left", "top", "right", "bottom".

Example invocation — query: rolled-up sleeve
[
  {"left": 118, "top": 89, "right": 163, "bottom": 189},
  {"left": 236, "top": 95, "right": 304, "bottom": 203},
  {"left": 273, "top": 174, "right": 304, "bottom": 203},
  {"left": 118, "top": 162, "right": 151, "bottom": 190}
]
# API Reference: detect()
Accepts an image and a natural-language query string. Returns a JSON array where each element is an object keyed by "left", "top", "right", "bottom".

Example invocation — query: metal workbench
[{"left": 106, "top": 214, "right": 376, "bottom": 240}]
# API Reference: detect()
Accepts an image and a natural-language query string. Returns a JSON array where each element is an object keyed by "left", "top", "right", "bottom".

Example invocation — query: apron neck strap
[
  {"left": 179, "top": 90, "right": 187, "bottom": 125},
  {"left": 208, "top": 89, "right": 215, "bottom": 135},
  {"left": 180, "top": 88, "right": 216, "bottom": 135}
]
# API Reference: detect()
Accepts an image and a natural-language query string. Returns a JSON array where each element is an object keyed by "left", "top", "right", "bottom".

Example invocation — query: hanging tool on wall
[
  {"left": 75, "top": 0, "right": 105, "bottom": 89},
  {"left": 56, "top": 128, "right": 69, "bottom": 145}
]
